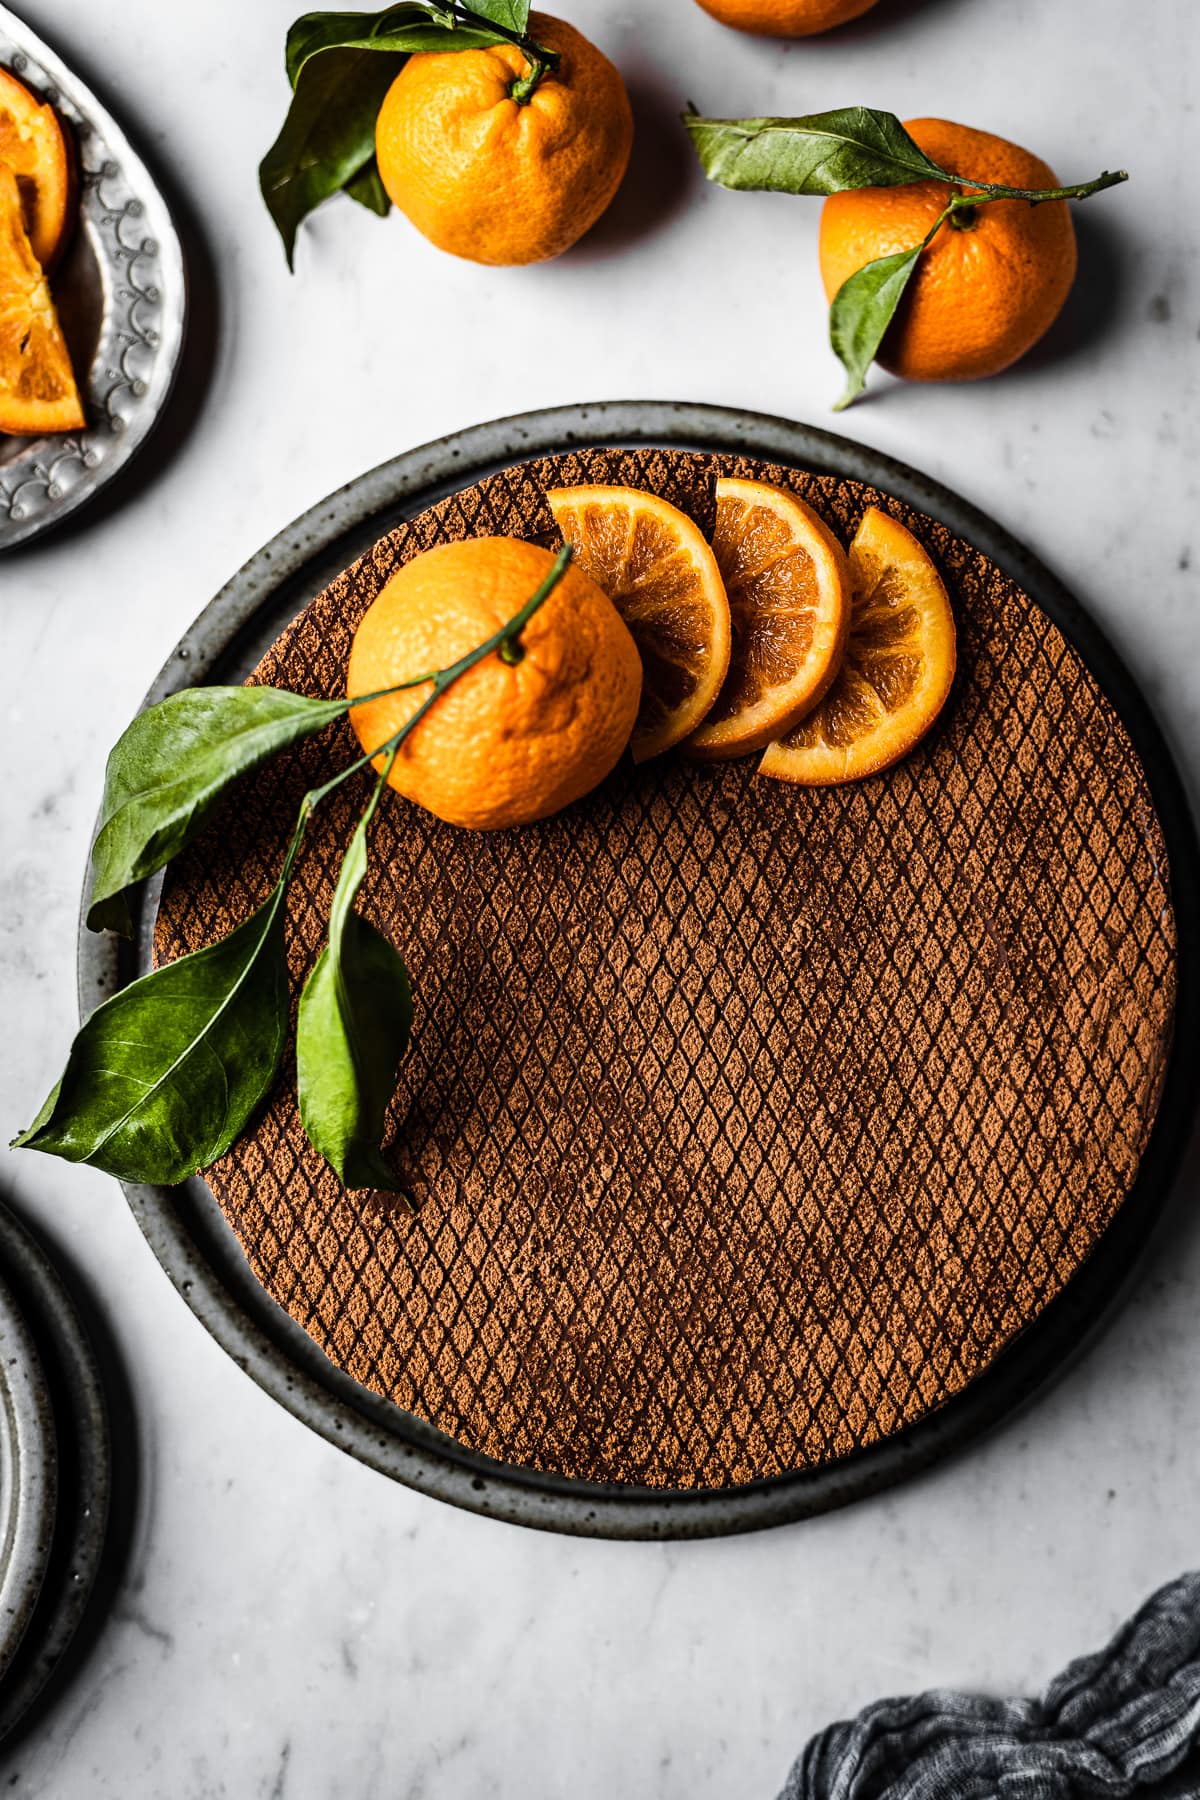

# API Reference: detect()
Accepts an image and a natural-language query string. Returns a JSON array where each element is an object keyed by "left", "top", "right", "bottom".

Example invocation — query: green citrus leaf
[
  {"left": 265, "top": 11, "right": 513, "bottom": 266},
  {"left": 828, "top": 242, "right": 924, "bottom": 410},
  {"left": 260, "top": 48, "right": 406, "bottom": 269},
  {"left": 87, "top": 686, "right": 347, "bottom": 935},
  {"left": 297, "top": 801, "right": 413, "bottom": 1194},
  {"left": 345, "top": 157, "right": 391, "bottom": 216},
  {"left": 467, "top": 0, "right": 530, "bottom": 31},
  {"left": 283, "top": 8, "right": 496, "bottom": 89},
  {"left": 683, "top": 106, "right": 951, "bottom": 196},
  {"left": 15, "top": 888, "right": 291, "bottom": 1184}
]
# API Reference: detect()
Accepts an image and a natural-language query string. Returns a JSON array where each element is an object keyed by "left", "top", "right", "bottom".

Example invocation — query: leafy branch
[
  {"left": 15, "top": 547, "right": 573, "bottom": 1192},
  {"left": 685, "top": 106, "right": 1128, "bottom": 408},
  {"left": 260, "top": 0, "right": 558, "bottom": 266}
]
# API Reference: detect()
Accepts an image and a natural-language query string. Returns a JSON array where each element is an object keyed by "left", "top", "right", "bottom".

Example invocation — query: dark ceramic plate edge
[
  {"left": 74, "top": 401, "right": 1200, "bottom": 1539},
  {"left": 0, "top": 1201, "right": 111, "bottom": 1740}
]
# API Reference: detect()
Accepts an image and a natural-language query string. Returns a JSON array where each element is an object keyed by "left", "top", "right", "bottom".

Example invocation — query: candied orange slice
[
  {"left": 0, "top": 66, "right": 74, "bottom": 269},
  {"left": 687, "top": 477, "right": 850, "bottom": 759},
  {"left": 547, "top": 484, "right": 731, "bottom": 761},
  {"left": 0, "top": 163, "right": 84, "bottom": 436},
  {"left": 759, "top": 506, "right": 955, "bottom": 785}
]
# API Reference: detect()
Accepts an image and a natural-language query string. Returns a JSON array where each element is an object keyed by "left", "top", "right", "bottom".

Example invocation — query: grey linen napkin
[{"left": 779, "top": 1572, "right": 1200, "bottom": 1799}]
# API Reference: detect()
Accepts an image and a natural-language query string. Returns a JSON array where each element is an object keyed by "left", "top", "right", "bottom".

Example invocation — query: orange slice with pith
[
  {"left": 0, "top": 66, "right": 75, "bottom": 270},
  {"left": 687, "top": 477, "right": 850, "bottom": 759},
  {"left": 759, "top": 506, "right": 955, "bottom": 785},
  {"left": 547, "top": 484, "right": 731, "bottom": 761},
  {"left": 0, "top": 163, "right": 84, "bottom": 436}
]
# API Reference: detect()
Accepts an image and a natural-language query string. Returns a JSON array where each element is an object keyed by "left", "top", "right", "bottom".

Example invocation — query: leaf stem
[
  {"left": 912, "top": 167, "right": 1123, "bottom": 254},
  {"left": 920, "top": 165, "right": 1127, "bottom": 248},
  {"left": 943, "top": 167, "right": 1128, "bottom": 206},
  {"left": 448, "top": 2, "right": 559, "bottom": 90},
  {"left": 307, "top": 542, "right": 574, "bottom": 818},
  {"left": 364, "top": 747, "right": 398, "bottom": 826},
  {"left": 920, "top": 200, "right": 956, "bottom": 246}
]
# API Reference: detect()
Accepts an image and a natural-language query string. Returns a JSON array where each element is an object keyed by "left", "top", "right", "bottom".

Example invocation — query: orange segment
[
  {"left": 0, "top": 163, "right": 83, "bottom": 436},
  {"left": 759, "top": 506, "right": 955, "bottom": 785},
  {"left": 687, "top": 477, "right": 850, "bottom": 759},
  {"left": 547, "top": 484, "right": 731, "bottom": 761},
  {"left": 0, "top": 66, "right": 74, "bottom": 270}
]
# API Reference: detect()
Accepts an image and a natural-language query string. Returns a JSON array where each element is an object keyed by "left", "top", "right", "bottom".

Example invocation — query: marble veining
[{"left": 1, "top": 0, "right": 1198, "bottom": 1793}]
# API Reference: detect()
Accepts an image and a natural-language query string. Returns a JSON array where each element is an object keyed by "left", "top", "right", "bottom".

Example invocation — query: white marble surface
[{"left": 2, "top": 0, "right": 1198, "bottom": 1793}]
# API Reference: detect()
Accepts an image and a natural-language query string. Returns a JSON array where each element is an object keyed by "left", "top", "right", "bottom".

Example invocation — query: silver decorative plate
[{"left": 0, "top": 4, "right": 186, "bottom": 549}]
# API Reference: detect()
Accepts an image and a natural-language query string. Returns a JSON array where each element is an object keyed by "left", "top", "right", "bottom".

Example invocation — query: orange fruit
[
  {"left": 819, "top": 118, "right": 1077, "bottom": 383},
  {"left": 687, "top": 478, "right": 850, "bottom": 760},
  {"left": 347, "top": 537, "right": 641, "bottom": 830},
  {"left": 547, "top": 485, "right": 731, "bottom": 762},
  {"left": 0, "top": 164, "right": 83, "bottom": 437},
  {"left": 760, "top": 507, "right": 955, "bottom": 785},
  {"left": 0, "top": 66, "right": 74, "bottom": 269},
  {"left": 692, "top": 0, "right": 878, "bottom": 34},
  {"left": 374, "top": 13, "right": 632, "bottom": 265}
]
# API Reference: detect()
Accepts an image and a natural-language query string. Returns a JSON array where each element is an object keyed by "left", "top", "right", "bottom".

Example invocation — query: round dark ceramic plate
[{"left": 76, "top": 403, "right": 1199, "bottom": 1538}]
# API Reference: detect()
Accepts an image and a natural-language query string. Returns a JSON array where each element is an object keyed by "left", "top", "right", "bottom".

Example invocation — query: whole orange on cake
[
  {"left": 347, "top": 536, "right": 642, "bottom": 829},
  {"left": 375, "top": 13, "right": 632, "bottom": 265}
]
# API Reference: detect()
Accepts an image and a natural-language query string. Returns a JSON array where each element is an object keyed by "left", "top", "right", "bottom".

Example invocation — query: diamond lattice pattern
[{"left": 155, "top": 449, "right": 1177, "bottom": 1489}]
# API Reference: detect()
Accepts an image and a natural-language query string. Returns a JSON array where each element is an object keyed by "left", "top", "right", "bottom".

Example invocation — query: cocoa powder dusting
[{"left": 154, "top": 448, "right": 1177, "bottom": 1489}]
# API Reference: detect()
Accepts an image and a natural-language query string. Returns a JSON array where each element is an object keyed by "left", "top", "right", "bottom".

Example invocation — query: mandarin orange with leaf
[
  {"left": 374, "top": 13, "right": 632, "bottom": 266},
  {"left": 819, "top": 118, "right": 1077, "bottom": 383}
]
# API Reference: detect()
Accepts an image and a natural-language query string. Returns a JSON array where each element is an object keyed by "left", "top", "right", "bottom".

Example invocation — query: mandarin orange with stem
[
  {"left": 374, "top": 13, "right": 632, "bottom": 266},
  {"left": 347, "top": 537, "right": 642, "bottom": 831},
  {"left": 819, "top": 118, "right": 1078, "bottom": 383}
]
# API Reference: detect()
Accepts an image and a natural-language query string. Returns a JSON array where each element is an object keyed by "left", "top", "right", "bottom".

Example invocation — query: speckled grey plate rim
[
  {"left": 0, "top": 1199, "right": 110, "bottom": 1743},
  {"left": 0, "top": 1263, "right": 55, "bottom": 1686},
  {"left": 75, "top": 401, "right": 1200, "bottom": 1539},
  {"left": 0, "top": 3, "right": 187, "bottom": 550}
]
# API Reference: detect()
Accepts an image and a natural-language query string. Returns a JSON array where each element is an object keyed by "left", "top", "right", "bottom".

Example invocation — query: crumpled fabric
[{"left": 779, "top": 1572, "right": 1200, "bottom": 1800}]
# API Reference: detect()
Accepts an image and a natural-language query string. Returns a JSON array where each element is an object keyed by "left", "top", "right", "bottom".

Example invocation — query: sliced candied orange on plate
[
  {"left": 759, "top": 506, "right": 955, "bottom": 785},
  {"left": 547, "top": 484, "right": 731, "bottom": 761},
  {"left": 0, "top": 163, "right": 84, "bottom": 436},
  {"left": 687, "top": 477, "right": 850, "bottom": 759},
  {"left": 0, "top": 65, "right": 75, "bottom": 270}
]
